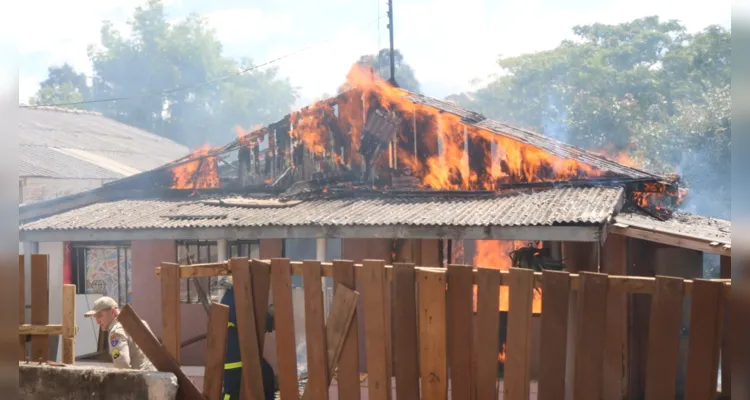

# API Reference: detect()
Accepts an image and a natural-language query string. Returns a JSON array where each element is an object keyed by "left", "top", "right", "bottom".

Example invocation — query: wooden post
[
  {"left": 31, "top": 254, "right": 49, "bottom": 362},
  {"left": 160, "top": 262, "right": 181, "bottom": 363},
  {"left": 504, "top": 268, "right": 535, "bottom": 400},
  {"left": 19, "top": 255, "right": 26, "bottom": 360},
  {"left": 61, "top": 284, "right": 76, "bottom": 364},
  {"left": 271, "top": 258, "right": 298, "bottom": 400},
  {"left": 203, "top": 302, "right": 230, "bottom": 400},
  {"left": 417, "top": 269, "right": 448, "bottom": 400},
  {"left": 231, "top": 257, "right": 266, "bottom": 400},
  {"left": 601, "top": 234, "right": 629, "bottom": 399},
  {"left": 719, "top": 255, "right": 730, "bottom": 396}
]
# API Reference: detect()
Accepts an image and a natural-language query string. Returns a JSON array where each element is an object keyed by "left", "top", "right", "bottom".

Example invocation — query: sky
[{"left": 15, "top": 0, "right": 730, "bottom": 108}]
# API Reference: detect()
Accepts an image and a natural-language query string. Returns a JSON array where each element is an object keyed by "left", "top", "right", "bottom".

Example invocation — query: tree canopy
[
  {"left": 450, "top": 16, "right": 730, "bottom": 218},
  {"left": 30, "top": 0, "right": 297, "bottom": 148},
  {"left": 354, "top": 48, "right": 421, "bottom": 93}
]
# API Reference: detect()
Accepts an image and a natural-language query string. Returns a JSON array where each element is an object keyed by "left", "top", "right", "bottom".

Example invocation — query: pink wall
[{"left": 131, "top": 240, "right": 208, "bottom": 365}]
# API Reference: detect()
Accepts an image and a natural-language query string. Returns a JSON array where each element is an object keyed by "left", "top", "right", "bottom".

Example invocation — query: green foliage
[
  {"left": 454, "top": 16, "right": 730, "bottom": 218},
  {"left": 355, "top": 48, "right": 421, "bottom": 93},
  {"left": 31, "top": 0, "right": 297, "bottom": 148}
]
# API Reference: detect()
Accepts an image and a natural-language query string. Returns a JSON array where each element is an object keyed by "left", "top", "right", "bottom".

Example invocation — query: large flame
[
  {"left": 170, "top": 145, "right": 220, "bottom": 189},
  {"left": 472, "top": 240, "right": 543, "bottom": 314}
]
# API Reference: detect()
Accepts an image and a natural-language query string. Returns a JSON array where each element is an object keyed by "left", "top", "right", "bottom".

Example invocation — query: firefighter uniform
[
  {"left": 107, "top": 318, "right": 157, "bottom": 371},
  {"left": 220, "top": 284, "right": 276, "bottom": 400}
]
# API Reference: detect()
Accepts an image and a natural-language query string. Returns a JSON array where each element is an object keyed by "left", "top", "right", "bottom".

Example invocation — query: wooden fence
[
  {"left": 19, "top": 254, "right": 77, "bottom": 364},
  {"left": 155, "top": 258, "right": 730, "bottom": 400}
]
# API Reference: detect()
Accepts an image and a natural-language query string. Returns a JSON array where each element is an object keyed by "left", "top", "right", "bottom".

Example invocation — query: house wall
[
  {"left": 20, "top": 177, "right": 113, "bottom": 204},
  {"left": 131, "top": 239, "right": 208, "bottom": 366}
]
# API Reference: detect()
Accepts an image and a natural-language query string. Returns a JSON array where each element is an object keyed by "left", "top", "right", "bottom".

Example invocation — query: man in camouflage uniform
[{"left": 84, "top": 296, "right": 156, "bottom": 371}]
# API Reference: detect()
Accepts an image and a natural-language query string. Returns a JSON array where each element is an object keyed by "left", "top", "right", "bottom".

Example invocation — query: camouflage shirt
[{"left": 107, "top": 318, "right": 156, "bottom": 371}]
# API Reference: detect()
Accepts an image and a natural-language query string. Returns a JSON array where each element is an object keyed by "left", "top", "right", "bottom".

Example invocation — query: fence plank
[
  {"left": 538, "top": 270, "right": 571, "bottom": 400},
  {"left": 504, "top": 267, "right": 535, "bottom": 400},
  {"left": 447, "top": 264, "right": 475, "bottom": 399},
  {"left": 19, "top": 255, "right": 26, "bottom": 360},
  {"left": 303, "top": 283, "right": 360, "bottom": 400},
  {"left": 271, "top": 258, "right": 299, "bottom": 400},
  {"left": 475, "top": 267, "right": 501, "bottom": 400},
  {"left": 719, "top": 255, "right": 730, "bottom": 396},
  {"left": 31, "top": 254, "right": 49, "bottom": 362},
  {"left": 62, "top": 284, "right": 76, "bottom": 364},
  {"left": 160, "top": 262, "right": 181, "bottom": 363},
  {"left": 392, "top": 263, "right": 420, "bottom": 400},
  {"left": 573, "top": 272, "right": 610, "bottom": 400},
  {"left": 418, "top": 269, "right": 448, "bottom": 400},
  {"left": 231, "top": 257, "right": 266, "bottom": 400},
  {"left": 118, "top": 305, "right": 204, "bottom": 400},
  {"left": 644, "top": 276, "right": 684, "bottom": 400},
  {"left": 303, "top": 260, "right": 329, "bottom": 400},
  {"left": 685, "top": 279, "right": 725, "bottom": 400},
  {"left": 333, "top": 260, "right": 361, "bottom": 400},
  {"left": 363, "top": 259, "right": 391, "bottom": 400},
  {"left": 203, "top": 302, "right": 230, "bottom": 400},
  {"left": 251, "top": 259, "right": 272, "bottom": 353}
]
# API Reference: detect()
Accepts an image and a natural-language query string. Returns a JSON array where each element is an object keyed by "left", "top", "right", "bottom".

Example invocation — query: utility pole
[{"left": 387, "top": 0, "right": 398, "bottom": 86}]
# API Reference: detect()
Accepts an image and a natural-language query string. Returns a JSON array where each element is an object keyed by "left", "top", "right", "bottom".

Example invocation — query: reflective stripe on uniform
[
  {"left": 224, "top": 361, "right": 242, "bottom": 370},
  {"left": 223, "top": 394, "right": 231, "bottom": 400},
  {"left": 228, "top": 322, "right": 235, "bottom": 328}
]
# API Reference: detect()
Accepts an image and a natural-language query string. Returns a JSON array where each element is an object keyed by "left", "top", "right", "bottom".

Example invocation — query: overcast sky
[{"left": 15, "top": 0, "right": 730, "bottom": 108}]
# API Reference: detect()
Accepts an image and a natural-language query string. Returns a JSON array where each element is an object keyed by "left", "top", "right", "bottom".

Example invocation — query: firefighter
[{"left": 219, "top": 277, "right": 277, "bottom": 400}]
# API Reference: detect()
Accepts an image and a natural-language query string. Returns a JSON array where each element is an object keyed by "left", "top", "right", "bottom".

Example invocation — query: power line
[{"left": 35, "top": 15, "right": 386, "bottom": 108}]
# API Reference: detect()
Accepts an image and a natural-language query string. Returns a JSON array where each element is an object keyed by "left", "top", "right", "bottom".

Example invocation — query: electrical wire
[{"left": 35, "top": 15, "right": 386, "bottom": 108}]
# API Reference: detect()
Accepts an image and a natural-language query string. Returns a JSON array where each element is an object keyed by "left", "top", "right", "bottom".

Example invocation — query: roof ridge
[{"left": 19, "top": 105, "right": 103, "bottom": 117}]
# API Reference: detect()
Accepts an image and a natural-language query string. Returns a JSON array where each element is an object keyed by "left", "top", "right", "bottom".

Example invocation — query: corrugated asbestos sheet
[
  {"left": 21, "top": 186, "right": 624, "bottom": 232},
  {"left": 614, "top": 210, "right": 731, "bottom": 245},
  {"left": 19, "top": 107, "right": 189, "bottom": 179},
  {"left": 404, "top": 93, "right": 662, "bottom": 181}
]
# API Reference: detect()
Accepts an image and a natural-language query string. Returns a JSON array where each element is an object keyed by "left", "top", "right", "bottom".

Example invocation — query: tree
[
  {"left": 78, "top": 0, "right": 297, "bottom": 147},
  {"left": 354, "top": 48, "right": 421, "bottom": 93},
  {"left": 29, "top": 64, "right": 90, "bottom": 107},
  {"left": 452, "top": 17, "right": 730, "bottom": 218}
]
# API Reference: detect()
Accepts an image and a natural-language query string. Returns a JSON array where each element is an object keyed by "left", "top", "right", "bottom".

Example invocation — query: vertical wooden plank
[
  {"left": 537, "top": 270, "right": 570, "bottom": 400},
  {"left": 203, "top": 302, "right": 230, "bottom": 400},
  {"left": 504, "top": 267, "right": 535, "bottom": 400},
  {"left": 231, "top": 257, "right": 266, "bottom": 400},
  {"left": 363, "top": 259, "right": 391, "bottom": 400},
  {"left": 417, "top": 269, "right": 448, "bottom": 400},
  {"left": 719, "top": 255, "right": 730, "bottom": 396},
  {"left": 475, "top": 268, "right": 501, "bottom": 400},
  {"left": 19, "top": 255, "right": 26, "bottom": 361},
  {"left": 271, "top": 258, "right": 298, "bottom": 400},
  {"left": 302, "top": 284, "right": 360, "bottom": 400},
  {"left": 601, "top": 234, "right": 629, "bottom": 399},
  {"left": 644, "top": 276, "right": 684, "bottom": 400},
  {"left": 62, "top": 284, "right": 76, "bottom": 365},
  {"left": 392, "top": 263, "right": 420, "bottom": 400},
  {"left": 447, "top": 264, "right": 474, "bottom": 399},
  {"left": 160, "top": 262, "right": 181, "bottom": 363},
  {"left": 250, "top": 259, "right": 272, "bottom": 351},
  {"left": 303, "top": 260, "right": 328, "bottom": 400},
  {"left": 685, "top": 279, "right": 725, "bottom": 400},
  {"left": 31, "top": 254, "right": 49, "bottom": 362},
  {"left": 333, "top": 260, "right": 361, "bottom": 400},
  {"left": 572, "top": 272, "right": 610, "bottom": 400}
]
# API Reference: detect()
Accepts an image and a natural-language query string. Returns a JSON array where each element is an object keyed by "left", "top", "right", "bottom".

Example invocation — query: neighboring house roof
[
  {"left": 611, "top": 210, "right": 731, "bottom": 256},
  {"left": 19, "top": 187, "right": 624, "bottom": 242},
  {"left": 19, "top": 106, "right": 189, "bottom": 180}
]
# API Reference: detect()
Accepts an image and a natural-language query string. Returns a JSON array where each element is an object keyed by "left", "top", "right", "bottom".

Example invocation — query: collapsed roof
[{"left": 19, "top": 65, "right": 717, "bottom": 250}]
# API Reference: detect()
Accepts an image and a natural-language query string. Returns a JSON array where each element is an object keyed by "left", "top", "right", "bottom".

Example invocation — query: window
[
  {"left": 175, "top": 240, "right": 261, "bottom": 304},
  {"left": 176, "top": 241, "right": 218, "bottom": 304},
  {"left": 71, "top": 244, "right": 132, "bottom": 306}
]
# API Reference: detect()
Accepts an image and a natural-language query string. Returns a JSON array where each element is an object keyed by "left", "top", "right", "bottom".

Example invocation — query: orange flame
[
  {"left": 170, "top": 145, "right": 220, "bottom": 189},
  {"left": 472, "top": 240, "right": 543, "bottom": 314},
  {"left": 498, "top": 343, "right": 506, "bottom": 363}
]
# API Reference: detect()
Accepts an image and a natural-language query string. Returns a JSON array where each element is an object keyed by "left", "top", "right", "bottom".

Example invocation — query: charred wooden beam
[
  {"left": 359, "top": 108, "right": 402, "bottom": 183},
  {"left": 238, "top": 146, "right": 252, "bottom": 188},
  {"left": 468, "top": 129, "right": 492, "bottom": 190}
]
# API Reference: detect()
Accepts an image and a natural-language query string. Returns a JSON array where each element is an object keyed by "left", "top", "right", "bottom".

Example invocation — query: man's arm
[{"left": 109, "top": 330, "right": 132, "bottom": 369}]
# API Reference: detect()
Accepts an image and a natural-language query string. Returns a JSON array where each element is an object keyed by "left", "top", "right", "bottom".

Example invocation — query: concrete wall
[{"left": 131, "top": 240, "right": 208, "bottom": 366}]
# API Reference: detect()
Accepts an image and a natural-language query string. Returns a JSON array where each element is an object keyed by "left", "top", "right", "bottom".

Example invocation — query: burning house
[{"left": 18, "top": 65, "right": 730, "bottom": 393}]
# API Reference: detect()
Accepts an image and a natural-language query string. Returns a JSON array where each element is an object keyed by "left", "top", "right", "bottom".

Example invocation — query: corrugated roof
[
  {"left": 20, "top": 186, "right": 624, "bottom": 232},
  {"left": 614, "top": 210, "right": 731, "bottom": 246},
  {"left": 19, "top": 107, "right": 189, "bottom": 179},
  {"left": 404, "top": 93, "right": 662, "bottom": 180}
]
